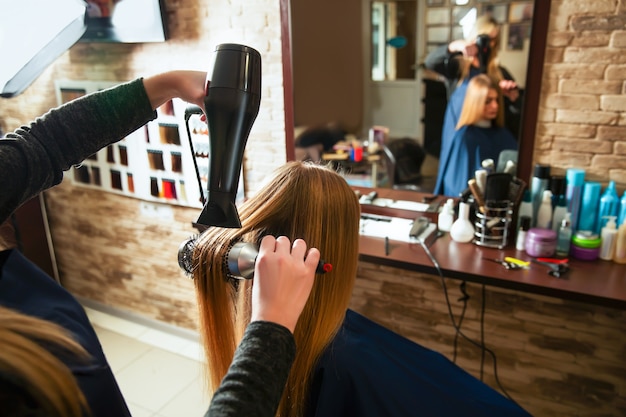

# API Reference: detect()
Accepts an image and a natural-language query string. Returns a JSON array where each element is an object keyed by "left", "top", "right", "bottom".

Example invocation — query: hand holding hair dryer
[{"left": 196, "top": 43, "right": 262, "bottom": 228}]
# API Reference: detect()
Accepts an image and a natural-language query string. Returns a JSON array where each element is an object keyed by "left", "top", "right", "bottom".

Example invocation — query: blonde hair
[
  {"left": 0, "top": 306, "right": 90, "bottom": 417},
  {"left": 193, "top": 161, "right": 361, "bottom": 417},
  {"left": 456, "top": 74, "right": 505, "bottom": 129},
  {"left": 459, "top": 15, "right": 504, "bottom": 83}
]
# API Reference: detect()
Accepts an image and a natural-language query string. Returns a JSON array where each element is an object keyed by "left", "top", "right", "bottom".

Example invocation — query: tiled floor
[{"left": 85, "top": 307, "right": 210, "bottom": 417}]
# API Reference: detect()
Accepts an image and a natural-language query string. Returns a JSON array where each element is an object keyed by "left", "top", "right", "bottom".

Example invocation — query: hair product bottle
[
  {"left": 618, "top": 191, "right": 626, "bottom": 226},
  {"left": 438, "top": 199, "right": 455, "bottom": 233},
  {"left": 517, "top": 189, "right": 533, "bottom": 230},
  {"left": 565, "top": 168, "right": 585, "bottom": 231},
  {"left": 613, "top": 221, "right": 626, "bottom": 264},
  {"left": 530, "top": 164, "right": 550, "bottom": 226},
  {"left": 600, "top": 216, "right": 618, "bottom": 261},
  {"left": 556, "top": 213, "right": 572, "bottom": 257},
  {"left": 596, "top": 181, "right": 619, "bottom": 234},
  {"left": 535, "top": 190, "right": 553, "bottom": 229},
  {"left": 551, "top": 195, "right": 568, "bottom": 232},
  {"left": 450, "top": 202, "right": 475, "bottom": 243},
  {"left": 578, "top": 181, "right": 601, "bottom": 232}
]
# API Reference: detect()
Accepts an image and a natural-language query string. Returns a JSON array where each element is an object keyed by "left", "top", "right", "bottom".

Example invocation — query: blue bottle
[
  {"left": 596, "top": 181, "right": 619, "bottom": 234},
  {"left": 565, "top": 168, "right": 585, "bottom": 231},
  {"left": 618, "top": 191, "right": 626, "bottom": 226},
  {"left": 578, "top": 181, "right": 601, "bottom": 232}
]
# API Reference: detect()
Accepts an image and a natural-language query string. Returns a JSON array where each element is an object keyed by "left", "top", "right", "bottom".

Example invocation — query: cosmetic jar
[
  {"left": 525, "top": 228, "right": 557, "bottom": 257},
  {"left": 570, "top": 231, "right": 601, "bottom": 261}
]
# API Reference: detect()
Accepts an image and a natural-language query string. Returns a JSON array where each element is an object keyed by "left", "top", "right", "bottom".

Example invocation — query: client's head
[
  {"left": 457, "top": 74, "right": 504, "bottom": 129},
  {"left": 192, "top": 161, "right": 360, "bottom": 414},
  {"left": 0, "top": 306, "right": 89, "bottom": 417}
]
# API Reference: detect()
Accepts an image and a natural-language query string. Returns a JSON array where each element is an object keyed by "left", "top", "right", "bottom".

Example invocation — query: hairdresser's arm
[
  {"left": 0, "top": 71, "right": 206, "bottom": 225},
  {"left": 206, "top": 236, "right": 319, "bottom": 417}
]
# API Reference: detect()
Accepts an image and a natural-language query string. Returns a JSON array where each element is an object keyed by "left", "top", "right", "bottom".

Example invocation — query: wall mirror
[{"left": 281, "top": 0, "right": 550, "bottom": 191}]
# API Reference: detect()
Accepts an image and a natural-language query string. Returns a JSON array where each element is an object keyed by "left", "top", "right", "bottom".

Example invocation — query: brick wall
[{"left": 537, "top": 0, "right": 626, "bottom": 189}]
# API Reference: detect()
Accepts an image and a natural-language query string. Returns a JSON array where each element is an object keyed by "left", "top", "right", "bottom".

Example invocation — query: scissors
[{"left": 482, "top": 258, "right": 524, "bottom": 270}]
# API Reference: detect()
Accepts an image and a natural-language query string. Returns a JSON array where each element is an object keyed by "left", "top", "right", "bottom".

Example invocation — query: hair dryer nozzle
[{"left": 197, "top": 191, "right": 242, "bottom": 228}]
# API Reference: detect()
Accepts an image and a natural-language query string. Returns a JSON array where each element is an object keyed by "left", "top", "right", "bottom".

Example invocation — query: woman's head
[
  {"left": 193, "top": 161, "right": 360, "bottom": 414},
  {"left": 0, "top": 306, "right": 89, "bottom": 417},
  {"left": 457, "top": 74, "right": 504, "bottom": 129},
  {"left": 461, "top": 15, "right": 504, "bottom": 81},
  {"left": 469, "top": 15, "right": 501, "bottom": 53}
]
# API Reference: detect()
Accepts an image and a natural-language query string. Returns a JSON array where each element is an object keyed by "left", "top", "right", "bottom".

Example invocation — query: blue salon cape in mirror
[
  {"left": 0, "top": 249, "right": 132, "bottom": 417},
  {"left": 305, "top": 309, "right": 531, "bottom": 417}
]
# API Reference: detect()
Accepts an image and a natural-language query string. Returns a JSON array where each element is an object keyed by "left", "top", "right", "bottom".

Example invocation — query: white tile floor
[{"left": 85, "top": 307, "right": 211, "bottom": 417}]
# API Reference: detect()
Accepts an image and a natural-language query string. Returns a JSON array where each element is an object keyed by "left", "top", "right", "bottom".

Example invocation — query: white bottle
[
  {"left": 438, "top": 199, "right": 455, "bottom": 233},
  {"left": 614, "top": 222, "right": 626, "bottom": 264},
  {"left": 450, "top": 202, "right": 475, "bottom": 243},
  {"left": 535, "top": 189, "right": 553, "bottom": 229},
  {"left": 600, "top": 216, "right": 618, "bottom": 261}
]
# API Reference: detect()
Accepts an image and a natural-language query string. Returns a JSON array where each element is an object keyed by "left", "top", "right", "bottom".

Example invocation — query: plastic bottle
[
  {"left": 549, "top": 175, "right": 566, "bottom": 210},
  {"left": 596, "top": 181, "right": 619, "bottom": 234},
  {"left": 516, "top": 215, "right": 531, "bottom": 251},
  {"left": 535, "top": 190, "right": 553, "bottom": 229},
  {"left": 613, "top": 222, "right": 626, "bottom": 264},
  {"left": 565, "top": 168, "right": 585, "bottom": 231},
  {"left": 619, "top": 191, "right": 626, "bottom": 226},
  {"left": 578, "top": 181, "right": 601, "bottom": 232},
  {"left": 450, "top": 202, "right": 475, "bottom": 243},
  {"left": 438, "top": 198, "right": 455, "bottom": 233},
  {"left": 556, "top": 213, "right": 572, "bottom": 257},
  {"left": 551, "top": 195, "right": 568, "bottom": 232},
  {"left": 530, "top": 164, "right": 550, "bottom": 226},
  {"left": 600, "top": 216, "right": 618, "bottom": 261},
  {"left": 517, "top": 189, "right": 533, "bottom": 230}
]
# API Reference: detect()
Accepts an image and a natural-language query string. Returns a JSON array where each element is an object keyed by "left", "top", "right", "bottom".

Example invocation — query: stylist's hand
[
  {"left": 499, "top": 79, "right": 520, "bottom": 102},
  {"left": 144, "top": 70, "right": 208, "bottom": 110},
  {"left": 251, "top": 235, "right": 320, "bottom": 333}
]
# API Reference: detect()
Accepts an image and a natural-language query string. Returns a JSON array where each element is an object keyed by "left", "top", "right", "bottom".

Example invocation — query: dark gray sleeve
[
  {"left": 0, "top": 78, "right": 156, "bottom": 224},
  {"left": 423, "top": 44, "right": 462, "bottom": 81},
  {"left": 205, "top": 321, "right": 296, "bottom": 417}
]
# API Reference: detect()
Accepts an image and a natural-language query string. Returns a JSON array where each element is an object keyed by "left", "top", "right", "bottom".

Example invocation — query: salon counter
[{"left": 354, "top": 186, "right": 626, "bottom": 310}]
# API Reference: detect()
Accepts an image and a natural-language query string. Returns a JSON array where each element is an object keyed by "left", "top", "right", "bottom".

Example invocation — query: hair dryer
[
  {"left": 196, "top": 43, "right": 262, "bottom": 228},
  {"left": 475, "top": 34, "right": 491, "bottom": 74}
]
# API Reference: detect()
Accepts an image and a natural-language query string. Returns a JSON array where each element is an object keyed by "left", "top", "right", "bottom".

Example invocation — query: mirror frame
[{"left": 280, "top": 0, "right": 551, "bottom": 187}]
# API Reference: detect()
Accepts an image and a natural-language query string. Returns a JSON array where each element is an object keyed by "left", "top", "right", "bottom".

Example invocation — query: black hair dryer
[
  {"left": 196, "top": 43, "right": 262, "bottom": 228},
  {"left": 475, "top": 34, "right": 491, "bottom": 74}
]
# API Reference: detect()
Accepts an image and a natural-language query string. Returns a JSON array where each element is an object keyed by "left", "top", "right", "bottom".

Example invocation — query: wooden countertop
[{"left": 355, "top": 187, "right": 626, "bottom": 310}]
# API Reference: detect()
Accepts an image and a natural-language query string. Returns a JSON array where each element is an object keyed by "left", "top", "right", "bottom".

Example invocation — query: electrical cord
[
  {"left": 419, "top": 239, "right": 516, "bottom": 403},
  {"left": 453, "top": 281, "right": 470, "bottom": 363}
]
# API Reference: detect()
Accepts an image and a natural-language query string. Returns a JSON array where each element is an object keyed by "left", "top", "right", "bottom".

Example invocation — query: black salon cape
[
  {"left": 434, "top": 124, "right": 517, "bottom": 197},
  {"left": 306, "top": 309, "right": 531, "bottom": 417},
  {"left": 0, "top": 249, "right": 131, "bottom": 417}
]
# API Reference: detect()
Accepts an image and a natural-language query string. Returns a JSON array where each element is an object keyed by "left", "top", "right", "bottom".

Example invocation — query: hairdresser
[{"left": 0, "top": 71, "right": 319, "bottom": 416}]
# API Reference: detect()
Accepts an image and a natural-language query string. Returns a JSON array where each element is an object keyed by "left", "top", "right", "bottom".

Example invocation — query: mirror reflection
[{"left": 291, "top": 0, "right": 535, "bottom": 196}]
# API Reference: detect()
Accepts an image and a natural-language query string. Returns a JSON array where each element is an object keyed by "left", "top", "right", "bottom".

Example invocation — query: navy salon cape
[
  {"left": 434, "top": 124, "right": 518, "bottom": 197},
  {"left": 306, "top": 309, "right": 531, "bottom": 417},
  {"left": 0, "top": 249, "right": 131, "bottom": 417}
]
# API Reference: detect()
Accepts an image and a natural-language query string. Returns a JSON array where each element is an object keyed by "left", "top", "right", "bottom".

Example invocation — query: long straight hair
[
  {"left": 456, "top": 74, "right": 505, "bottom": 129},
  {"left": 0, "top": 306, "right": 90, "bottom": 417},
  {"left": 193, "top": 161, "right": 361, "bottom": 416}
]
